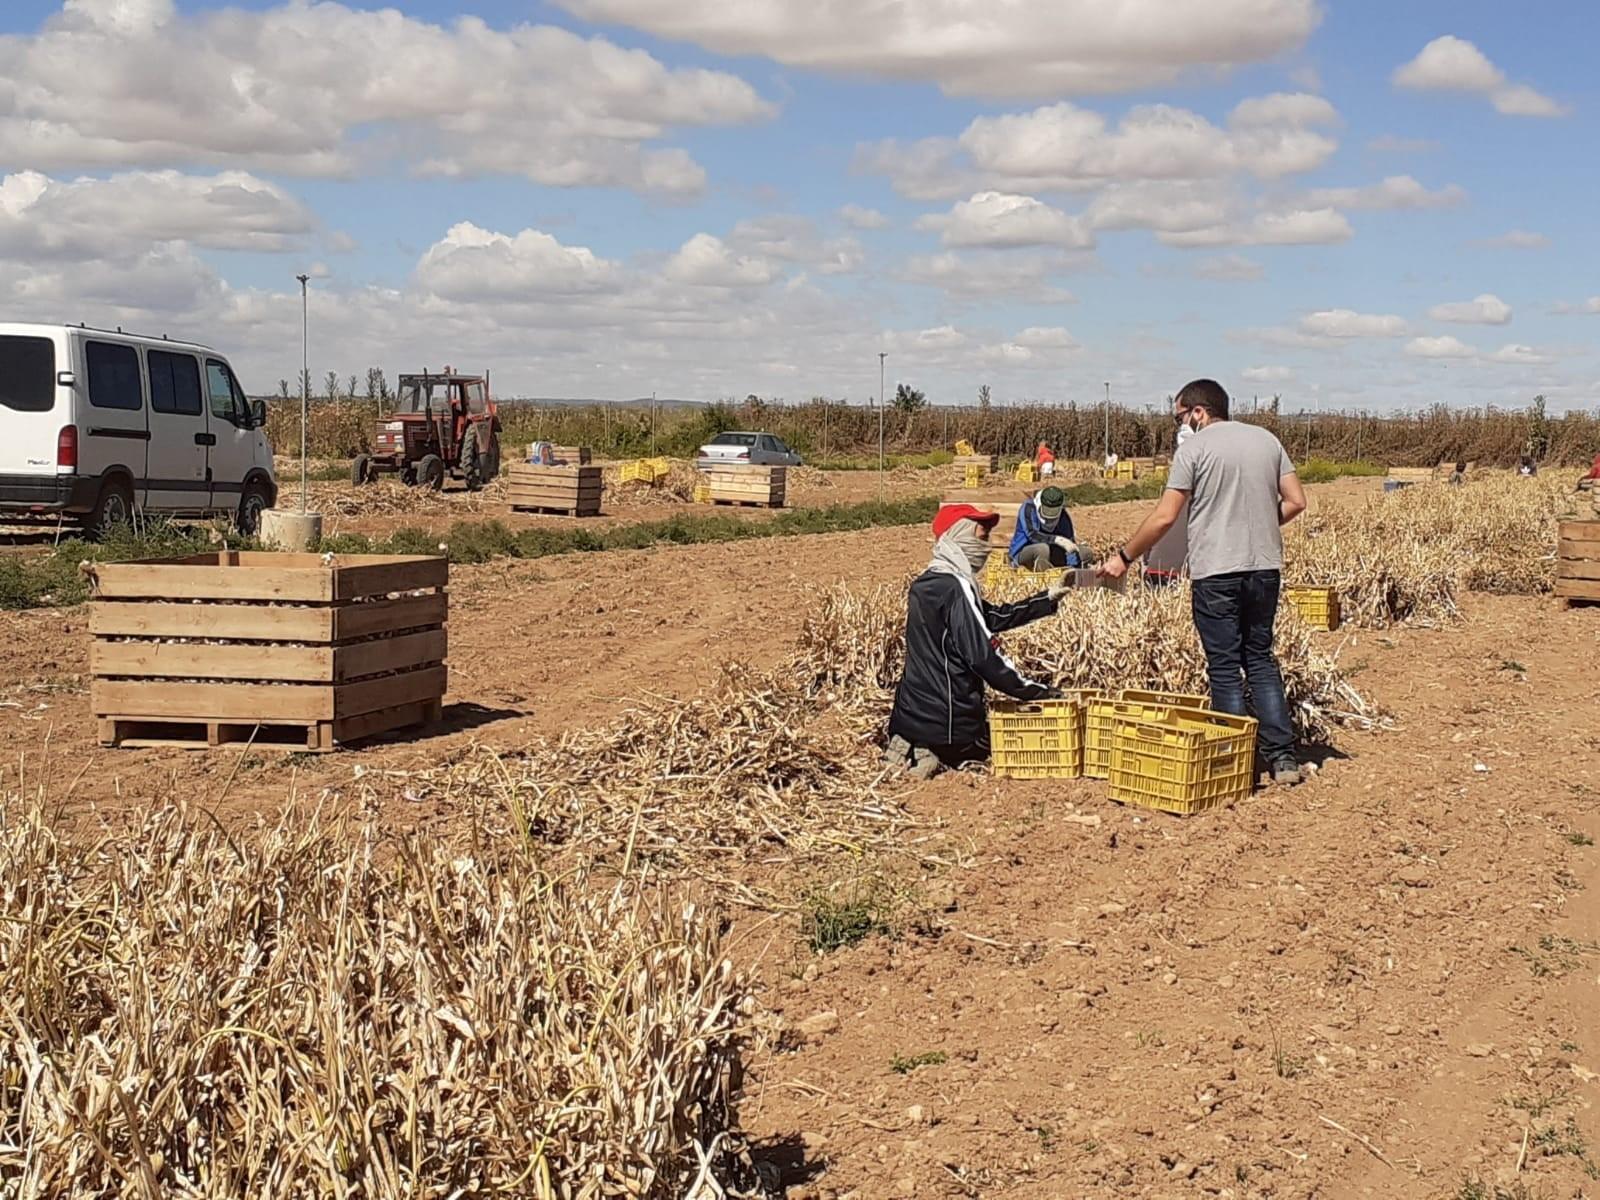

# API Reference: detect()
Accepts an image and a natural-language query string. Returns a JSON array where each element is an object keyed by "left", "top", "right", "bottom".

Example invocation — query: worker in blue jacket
[{"left": 1009, "top": 485, "right": 1081, "bottom": 570}]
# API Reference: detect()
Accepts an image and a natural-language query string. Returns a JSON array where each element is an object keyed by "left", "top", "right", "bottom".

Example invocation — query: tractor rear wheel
[
  {"left": 462, "top": 428, "right": 485, "bottom": 492},
  {"left": 484, "top": 431, "right": 501, "bottom": 481},
  {"left": 417, "top": 453, "right": 445, "bottom": 491}
]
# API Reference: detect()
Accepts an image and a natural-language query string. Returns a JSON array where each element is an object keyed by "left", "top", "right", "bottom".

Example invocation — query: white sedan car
[{"left": 695, "top": 431, "right": 803, "bottom": 470}]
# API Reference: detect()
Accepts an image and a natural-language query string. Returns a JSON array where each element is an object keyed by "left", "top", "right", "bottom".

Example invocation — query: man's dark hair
[{"left": 1175, "top": 379, "right": 1230, "bottom": 420}]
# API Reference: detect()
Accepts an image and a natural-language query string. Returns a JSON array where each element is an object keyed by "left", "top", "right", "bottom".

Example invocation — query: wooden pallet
[
  {"left": 98, "top": 699, "right": 444, "bottom": 752},
  {"left": 1557, "top": 519, "right": 1600, "bottom": 608},
  {"left": 88, "top": 551, "right": 448, "bottom": 752},
  {"left": 713, "top": 497, "right": 784, "bottom": 509}
]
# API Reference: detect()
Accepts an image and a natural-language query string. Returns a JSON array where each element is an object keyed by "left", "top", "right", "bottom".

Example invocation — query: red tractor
[{"left": 353, "top": 367, "right": 502, "bottom": 490}]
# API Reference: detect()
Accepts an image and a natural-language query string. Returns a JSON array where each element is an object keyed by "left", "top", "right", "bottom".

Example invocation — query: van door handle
[{"left": 195, "top": 432, "right": 217, "bottom": 446}]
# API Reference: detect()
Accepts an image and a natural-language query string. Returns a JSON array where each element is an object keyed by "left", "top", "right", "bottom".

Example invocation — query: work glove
[
  {"left": 1052, "top": 535, "right": 1078, "bottom": 554},
  {"left": 1046, "top": 575, "right": 1074, "bottom": 601}
]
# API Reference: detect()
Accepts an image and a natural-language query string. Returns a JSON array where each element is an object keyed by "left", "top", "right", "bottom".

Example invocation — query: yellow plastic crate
[
  {"left": 1284, "top": 585, "right": 1340, "bottom": 631},
  {"left": 1108, "top": 706, "right": 1258, "bottom": 815},
  {"left": 982, "top": 555, "right": 1066, "bottom": 595},
  {"left": 954, "top": 438, "right": 975, "bottom": 456},
  {"left": 693, "top": 482, "right": 712, "bottom": 504},
  {"left": 1015, "top": 461, "right": 1036, "bottom": 483},
  {"left": 621, "top": 457, "right": 671, "bottom": 485},
  {"left": 990, "top": 698, "right": 1084, "bottom": 779},
  {"left": 1114, "top": 460, "right": 1136, "bottom": 480},
  {"left": 964, "top": 464, "right": 981, "bottom": 488},
  {"left": 1082, "top": 689, "right": 1208, "bottom": 779}
]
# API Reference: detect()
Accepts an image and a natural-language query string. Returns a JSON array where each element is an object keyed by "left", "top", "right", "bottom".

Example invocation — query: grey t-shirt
[{"left": 1165, "top": 421, "right": 1295, "bottom": 579}]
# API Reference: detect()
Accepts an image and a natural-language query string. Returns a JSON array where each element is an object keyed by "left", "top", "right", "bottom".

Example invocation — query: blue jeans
[{"left": 1190, "top": 570, "right": 1296, "bottom": 763}]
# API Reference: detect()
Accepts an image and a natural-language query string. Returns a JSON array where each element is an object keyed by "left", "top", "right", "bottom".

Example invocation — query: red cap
[{"left": 932, "top": 503, "right": 1000, "bottom": 539}]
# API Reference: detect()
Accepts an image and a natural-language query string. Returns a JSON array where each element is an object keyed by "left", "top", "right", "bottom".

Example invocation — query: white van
[{"left": 0, "top": 323, "right": 277, "bottom": 535}]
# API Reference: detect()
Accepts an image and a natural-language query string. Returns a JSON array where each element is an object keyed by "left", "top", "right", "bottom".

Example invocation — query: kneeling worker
[
  {"left": 1009, "top": 485, "right": 1082, "bottom": 570},
  {"left": 885, "top": 504, "right": 1069, "bottom": 778}
]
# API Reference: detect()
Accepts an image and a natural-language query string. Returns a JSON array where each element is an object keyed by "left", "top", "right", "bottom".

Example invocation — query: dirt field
[{"left": 4, "top": 477, "right": 1597, "bottom": 1198}]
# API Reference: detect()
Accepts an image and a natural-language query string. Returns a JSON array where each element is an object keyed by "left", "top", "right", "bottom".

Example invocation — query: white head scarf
[{"left": 926, "top": 518, "right": 991, "bottom": 581}]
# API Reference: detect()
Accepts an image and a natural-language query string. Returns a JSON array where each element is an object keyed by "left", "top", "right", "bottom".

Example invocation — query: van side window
[
  {"left": 0, "top": 336, "right": 54, "bottom": 413},
  {"left": 149, "top": 350, "right": 203, "bottom": 416},
  {"left": 86, "top": 341, "right": 144, "bottom": 411},
  {"left": 206, "top": 360, "right": 242, "bottom": 424}
]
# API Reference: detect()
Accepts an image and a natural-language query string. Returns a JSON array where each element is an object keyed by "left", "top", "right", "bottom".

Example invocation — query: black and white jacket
[{"left": 887, "top": 568, "right": 1058, "bottom": 750}]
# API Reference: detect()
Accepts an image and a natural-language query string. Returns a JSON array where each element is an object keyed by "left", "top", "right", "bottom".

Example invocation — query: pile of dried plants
[
  {"left": 793, "top": 580, "right": 1383, "bottom": 743},
  {"left": 1, "top": 797, "right": 754, "bottom": 1198},
  {"left": 412, "top": 665, "right": 914, "bottom": 882},
  {"left": 1284, "top": 474, "right": 1571, "bottom": 626}
]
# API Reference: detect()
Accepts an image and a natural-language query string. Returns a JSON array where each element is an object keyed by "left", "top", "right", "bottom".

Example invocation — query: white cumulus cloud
[
  {"left": 1243, "top": 365, "right": 1294, "bottom": 383},
  {"left": 916, "top": 192, "right": 1095, "bottom": 250},
  {"left": 1406, "top": 335, "right": 1477, "bottom": 359},
  {"left": 664, "top": 233, "right": 777, "bottom": 288},
  {"left": 1162, "top": 207, "right": 1352, "bottom": 249},
  {"left": 1301, "top": 175, "right": 1465, "bottom": 211},
  {"left": 1474, "top": 230, "right": 1549, "bottom": 250},
  {"left": 415, "top": 223, "right": 620, "bottom": 300},
  {"left": 1393, "top": 35, "right": 1568, "bottom": 118},
  {"left": 838, "top": 204, "right": 889, "bottom": 230},
  {"left": 0, "top": 169, "right": 315, "bottom": 256},
  {"left": 551, "top": 0, "right": 1321, "bottom": 99},
  {"left": 0, "top": 0, "right": 773, "bottom": 196},
  {"left": 1428, "top": 294, "right": 1512, "bottom": 325},
  {"left": 1300, "top": 309, "right": 1408, "bottom": 339}
]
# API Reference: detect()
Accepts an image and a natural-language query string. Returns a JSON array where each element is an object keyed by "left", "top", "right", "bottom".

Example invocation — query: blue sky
[{"left": 0, "top": 0, "right": 1595, "bottom": 410}]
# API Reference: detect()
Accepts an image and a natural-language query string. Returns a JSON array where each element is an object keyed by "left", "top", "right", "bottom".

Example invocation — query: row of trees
[{"left": 276, "top": 368, "right": 393, "bottom": 406}]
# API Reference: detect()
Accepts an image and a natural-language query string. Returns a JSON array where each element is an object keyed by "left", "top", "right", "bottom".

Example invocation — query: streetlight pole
[
  {"left": 1103, "top": 381, "right": 1110, "bottom": 464},
  {"left": 878, "top": 352, "right": 887, "bottom": 504},
  {"left": 296, "top": 273, "right": 310, "bottom": 512}
]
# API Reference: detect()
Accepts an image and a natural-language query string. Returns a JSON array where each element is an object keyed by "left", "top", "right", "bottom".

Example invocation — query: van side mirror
[
  {"left": 249, "top": 399, "right": 267, "bottom": 428},
  {"left": 57, "top": 370, "right": 76, "bottom": 387}
]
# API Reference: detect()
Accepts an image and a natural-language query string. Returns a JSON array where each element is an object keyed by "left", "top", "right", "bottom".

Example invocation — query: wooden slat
[
  {"left": 92, "top": 640, "right": 332, "bottom": 682},
  {"left": 92, "top": 679, "right": 333, "bottom": 721},
  {"left": 1558, "top": 521, "right": 1600, "bottom": 538},
  {"left": 1557, "top": 560, "right": 1600, "bottom": 581},
  {"left": 334, "top": 665, "right": 448, "bottom": 719},
  {"left": 333, "top": 629, "right": 447, "bottom": 680},
  {"left": 1556, "top": 579, "right": 1600, "bottom": 600},
  {"left": 332, "top": 592, "right": 448, "bottom": 641},
  {"left": 92, "top": 562, "right": 334, "bottom": 602},
  {"left": 1559, "top": 539, "right": 1600, "bottom": 559},
  {"left": 505, "top": 486, "right": 603, "bottom": 500},
  {"left": 333, "top": 697, "right": 442, "bottom": 744},
  {"left": 91, "top": 601, "right": 335, "bottom": 641},
  {"left": 332, "top": 557, "right": 448, "bottom": 601}
]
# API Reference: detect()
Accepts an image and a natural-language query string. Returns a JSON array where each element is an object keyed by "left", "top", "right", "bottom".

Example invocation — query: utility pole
[
  {"left": 878, "top": 352, "right": 887, "bottom": 503},
  {"left": 1103, "top": 380, "right": 1110, "bottom": 464},
  {"left": 296, "top": 273, "right": 310, "bottom": 512},
  {"left": 650, "top": 391, "right": 656, "bottom": 457}
]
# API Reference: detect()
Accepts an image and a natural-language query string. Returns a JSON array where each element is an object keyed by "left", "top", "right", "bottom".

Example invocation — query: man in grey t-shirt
[{"left": 1099, "top": 379, "right": 1308, "bottom": 784}]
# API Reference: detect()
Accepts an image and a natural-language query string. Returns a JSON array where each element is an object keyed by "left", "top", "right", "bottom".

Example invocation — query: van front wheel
[
  {"left": 87, "top": 478, "right": 135, "bottom": 541},
  {"left": 236, "top": 481, "right": 271, "bottom": 537}
]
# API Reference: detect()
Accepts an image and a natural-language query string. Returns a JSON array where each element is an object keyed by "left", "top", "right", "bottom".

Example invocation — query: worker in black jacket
[{"left": 885, "top": 504, "right": 1071, "bottom": 777}]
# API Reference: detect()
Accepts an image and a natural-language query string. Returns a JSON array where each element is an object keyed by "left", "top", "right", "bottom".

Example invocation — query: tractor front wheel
[
  {"left": 351, "top": 454, "right": 373, "bottom": 486},
  {"left": 417, "top": 453, "right": 445, "bottom": 491}
]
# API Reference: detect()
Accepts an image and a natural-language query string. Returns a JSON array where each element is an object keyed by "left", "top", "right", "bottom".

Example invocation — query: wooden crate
[
  {"left": 702, "top": 465, "right": 786, "bottom": 508},
  {"left": 88, "top": 551, "right": 448, "bottom": 751},
  {"left": 1386, "top": 466, "right": 1434, "bottom": 484},
  {"left": 507, "top": 463, "right": 602, "bottom": 516},
  {"left": 551, "top": 444, "right": 591, "bottom": 465},
  {"left": 955, "top": 453, "right": 999, "bottom": 475},
  {"left": 1557, "top": 520, "right": 1600, "bottom": 607}
]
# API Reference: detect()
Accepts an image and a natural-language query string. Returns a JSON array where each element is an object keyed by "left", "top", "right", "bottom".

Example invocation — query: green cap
[{"left": 1039, "top": 486, "right": 1065, "bottom": 518}]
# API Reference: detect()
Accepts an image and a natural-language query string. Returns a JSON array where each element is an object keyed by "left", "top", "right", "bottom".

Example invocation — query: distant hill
[{"left": 498, "top": 396, "right": 709, "bottom": 409}]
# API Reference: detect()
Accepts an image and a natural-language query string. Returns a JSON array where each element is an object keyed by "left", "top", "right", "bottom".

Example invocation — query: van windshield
[{"left": 0, "top": 336, "right": 54, "bottom": 412}]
